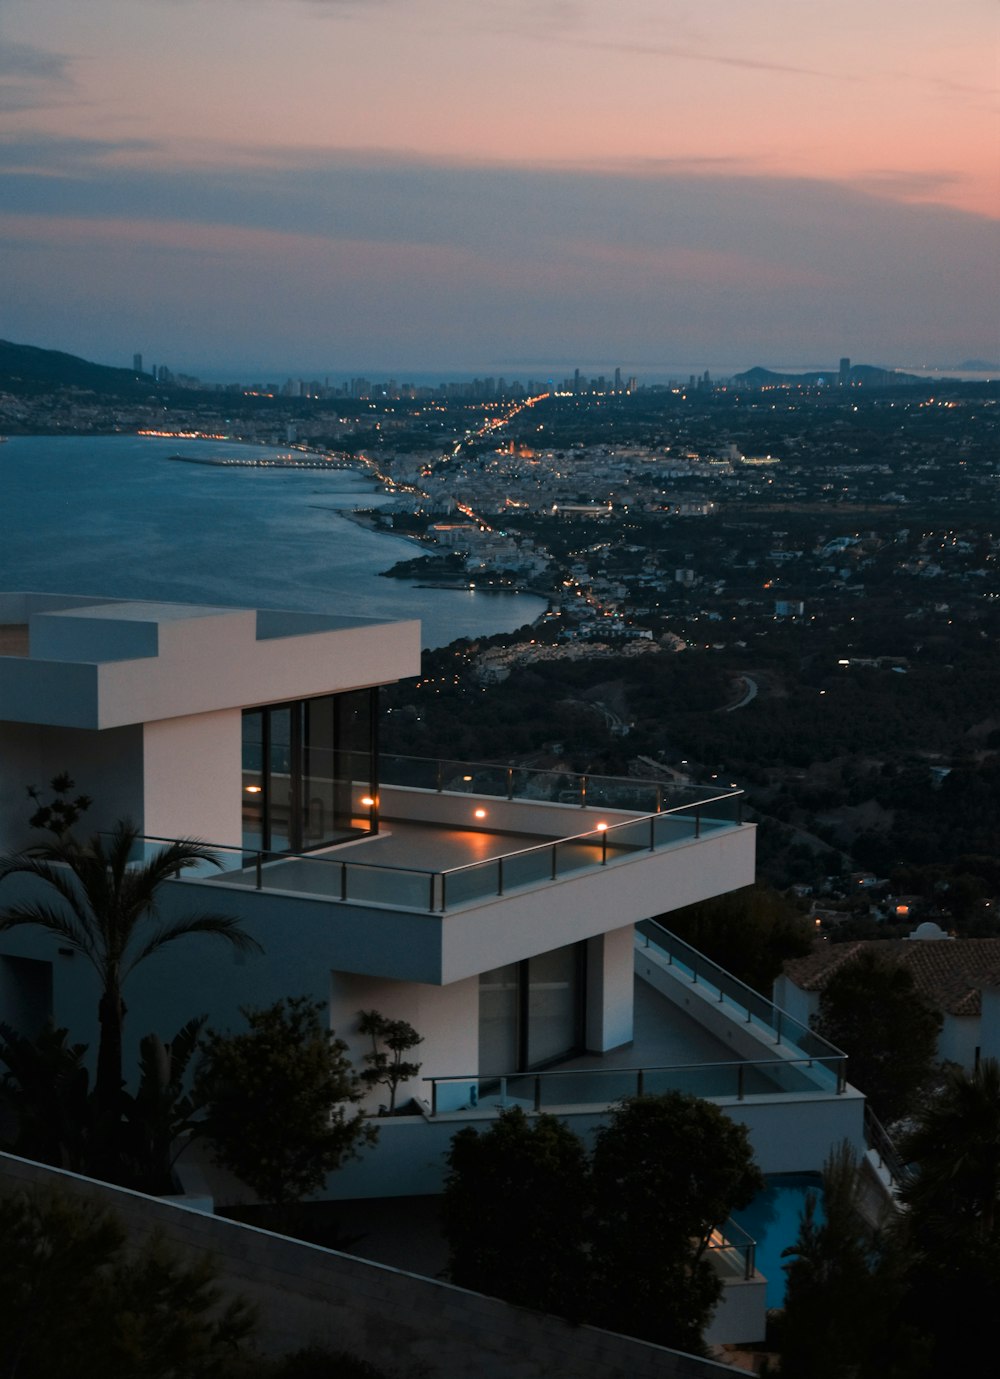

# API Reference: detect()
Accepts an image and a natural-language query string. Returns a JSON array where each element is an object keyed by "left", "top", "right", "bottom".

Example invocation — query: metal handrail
[
  {"left": 381, "top": 752, "right": 743, "bottom": 813},
  {"left": 136, "top": 781, "right": 742, "bottom": 912},
  {"left": 639, "top": 919, "right": 848, "bottom": 1082},
  {"left": 423, "top": 1053, "right": 847, "bottom": 1114},
  {"left": 864, "top": 1104, "right": 914, "bottom": 1189},
  {"left": 430, "top": 802, "right": 722, "bottom": 880},
  {"left": 705, "top": 1219, "right": 758, "bottom": 1281}
]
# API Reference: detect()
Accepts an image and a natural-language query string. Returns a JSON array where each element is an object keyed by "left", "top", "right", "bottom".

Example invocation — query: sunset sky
[{"left": 2, "top": 0, "right": 997, "bottom": 379}]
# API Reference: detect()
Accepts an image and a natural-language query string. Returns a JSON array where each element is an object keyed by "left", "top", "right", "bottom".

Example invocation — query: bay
[{"left": 0, "top": 436, "right": 546, "bottom": 649}]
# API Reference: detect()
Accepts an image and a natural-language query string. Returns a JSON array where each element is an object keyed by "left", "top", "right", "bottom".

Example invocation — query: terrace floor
[
  {"left": 568, "top": 975, "right": 749, "bottom": 1070},
  {"left": 215, "top": 819, "right": 596, "bottom": 902},
  {"left": 507, "top": 979, "right": 788, "bottom": 1105},
  {"left": 339, "top": 819, "right": 552, "bottom": 869},
  {"left": 214, "top": 811, "right": 727, "bottom": 906}
]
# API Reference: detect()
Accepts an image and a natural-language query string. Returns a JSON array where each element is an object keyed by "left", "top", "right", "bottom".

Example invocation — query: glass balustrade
[
  {"left": 424, "top": 1052, "right": 845, "bottom": 1115},
  {"left": 117, "top": 760, "right": 742, "bottom": 914}
]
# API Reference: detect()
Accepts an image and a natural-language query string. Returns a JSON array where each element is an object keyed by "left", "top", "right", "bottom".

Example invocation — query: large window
[
  {"left": 242, "top": 690, "right": 377, "bottom": 853},
  {"left": 479, "top": 943, "right": 586, "bottom": 1076}
]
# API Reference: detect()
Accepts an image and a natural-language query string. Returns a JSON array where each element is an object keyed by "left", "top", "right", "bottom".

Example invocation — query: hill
[
  {"left": 733, "top": 363, "right": 924, "bottom": 387},
  {"left": 0, "top": 339, "right": 159, "bottom": 397}
]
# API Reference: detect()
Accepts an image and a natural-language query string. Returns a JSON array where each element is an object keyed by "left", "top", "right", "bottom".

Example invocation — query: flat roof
[{"left": 0, "top": 593, "right": 421, "bottom": 730}]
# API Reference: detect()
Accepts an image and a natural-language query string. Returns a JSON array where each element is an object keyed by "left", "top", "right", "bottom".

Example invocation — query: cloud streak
[
  {"left": 0, "top": 38, "right": 73, "bottom": 112},
  {"left": 0, "top": 140, "right": 995, "bottom": 375},
  {"left": 2, "top": 1, "right": 995, "bottom": 372},
  {"left": 563, "top": 35, "right": 855, "bottom": 83}
]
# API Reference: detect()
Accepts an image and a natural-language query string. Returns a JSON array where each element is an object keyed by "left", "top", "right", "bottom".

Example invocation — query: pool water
[{"left": 732, "top": 1172, "right": 825, "bottom": 1307}]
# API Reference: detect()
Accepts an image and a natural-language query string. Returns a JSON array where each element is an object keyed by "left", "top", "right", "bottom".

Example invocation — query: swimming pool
[{"left": 732, "top": 1172, "right": 825, "bottom": 1307}]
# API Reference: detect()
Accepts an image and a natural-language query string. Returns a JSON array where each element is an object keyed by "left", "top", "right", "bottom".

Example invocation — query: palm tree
[
  {"left": 898, "top": 1057, "right": 1000, "bottom": 1243},
  {"left": 0, "top": 1021, "right": 92, "bottom": 1172},
  {"left": 0, "top": 820, "right": 262, "bottom": 1134},
  {"left": 893, "top": 1059, "right": 1000, "bottom": 1373}
]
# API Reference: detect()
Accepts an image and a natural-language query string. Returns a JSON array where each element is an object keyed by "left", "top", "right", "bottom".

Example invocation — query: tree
[
  {"left": 0, "top": 819, "right": 262, "bottom": 1148},
  {"left": 0, "top": 1022, "right": 92, "bottom": 1172},
  {"left": 655, "top": 884, "right": 813, "bottom": 994},
  {"left": 25, "top": 772, "right": 93, "bottom": 838},
  {"left": 0, "top": 1185, "right": 255, "bottom": 1379},
  {"left": 121, "top": 1016, "right": 207, "bottom": 1194},
  {"left": 441, "top": 1093, "right": 763, "bottom": 1349},
  {"left": 812, "top": 948, "right": 941, "bottom": 1123},
  {"left": 898, "top": 1057, "right": 1000, "bottom": 1245},
  {"left": 888, "top": 1060, "right": 1000, "bottom": 1375},
  {"left": 0, "top": 1017, "right": 208, "bottom": 1193},
  {"left": 356, "top": 1009, "right": 423, "bottom": 1114},
  {"left": 588, "top": 1093, "right": 763, "bottom": 1353},
  {"left": 441, "top": 1106, "right": 590, "bottom": 1318},
  {"left": 194, "top": 997, "right": 376, "bottom": 1208},
  {"left": 779, "top": 1144, "right": 886, "bottom": 1379}
]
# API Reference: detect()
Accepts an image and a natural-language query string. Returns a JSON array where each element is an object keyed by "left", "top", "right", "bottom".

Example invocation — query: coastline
[
  {"left": 340, "top": 509, "right": 384, "bottom": 532},
  {"left": 0, "top": 433, "right": 549, "bottom": 648}
]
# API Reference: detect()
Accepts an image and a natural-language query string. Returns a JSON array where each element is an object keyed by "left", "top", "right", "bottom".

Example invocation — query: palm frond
[
  {"left": 164, "top": 1014, "right": 209, "bottom": 1085},
  {"left": 0, "top": 852, "right": 92, "bottom": 913},
  {"left": 0, "top": 899, "right": 100, "bottom": 968},
  {"left": 125, "top": 913, "right": 263, "bottom": 975},
  {"left": 131, "top": 834, "right": 223, "bottom": 887}
]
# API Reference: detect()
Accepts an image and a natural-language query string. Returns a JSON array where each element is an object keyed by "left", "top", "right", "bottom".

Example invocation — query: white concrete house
[
  {"left": 775, "top": 926, "right": 1000, "bottom": 1074},
  {"left": 0, "top": 592, "right": 865, "bottom": 1342}
]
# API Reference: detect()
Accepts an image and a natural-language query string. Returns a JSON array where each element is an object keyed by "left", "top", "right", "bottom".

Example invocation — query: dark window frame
[{"left": 242, "top": 688, "right": 378, "bottom": 854}]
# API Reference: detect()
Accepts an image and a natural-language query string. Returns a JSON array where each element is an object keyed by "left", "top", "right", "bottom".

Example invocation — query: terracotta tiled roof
[{"left": 782, "top": 939, "right": 1000, "bottom": 1017}]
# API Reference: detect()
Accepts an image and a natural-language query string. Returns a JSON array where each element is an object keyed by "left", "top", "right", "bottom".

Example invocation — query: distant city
[{"left": 128, "top": 351, "right": 997, "bottom": 401}]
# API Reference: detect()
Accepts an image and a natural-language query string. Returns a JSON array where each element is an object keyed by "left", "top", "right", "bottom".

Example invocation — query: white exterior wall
[
  {"left": 982, "top": 987, "right": 1000, "bottom": 1063},
  {"left": 330, "top": 972, "right": 479, "bottom": 1115},
  {"left": 64, "top": 609, "right": 418, "bottom": 730},
  {"left": 195, "top": 1078, "right": 861, "bottom": 1201},
  {"left": 937, "top": 1013, "right": 981, "bottom": 1072},
  {"left": 705, "top": 1277, "right": 767, "bottom": 1347},
  {"left": 0, "top": 921, "right": 104, "bottom": 1062},
  {"left": 774, "top": 974, "right": 987, "bottom": 1074},
  {"left": 142, "top": 710, "right": 242, "bottom": 847},
  {"left": 438, "top": 825, "right": 756, "bottom": 983},
  {"left": 723, "top": 1090, "right": 865, "bottom": 1174},
  {"left": 771, "top": 974, "right": 818, "bottom": 1027},
  {"left": 0, "top": 720, "right": 143, "bottom": 847},
  {"left": 586, "top": 925, "right": 635, "bottom": 1051},
  {"left": 0, "top": 596, "right": 421, "bottom": 731}
]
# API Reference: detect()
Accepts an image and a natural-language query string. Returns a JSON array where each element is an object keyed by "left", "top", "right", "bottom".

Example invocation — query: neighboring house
[
  {"left": 0, "top": 592, "right": 865, "bottom": 1342},
  {"left": 775, "top": 922, "right": 1000, "bottom": 1072}
]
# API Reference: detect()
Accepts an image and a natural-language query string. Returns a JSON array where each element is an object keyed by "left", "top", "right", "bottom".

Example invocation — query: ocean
[{"left": 0, "top": 435, "right": 546, "bottom": 649}]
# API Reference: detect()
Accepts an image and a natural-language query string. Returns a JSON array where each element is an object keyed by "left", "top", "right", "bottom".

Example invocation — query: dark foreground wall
[{"left": 0, "top": 1152, "right": 749, "bottom": 1379}]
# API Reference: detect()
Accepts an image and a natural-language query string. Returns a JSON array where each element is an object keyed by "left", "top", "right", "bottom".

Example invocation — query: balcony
[
  {"left": 221, "top": 753, "right": 747, "bottom": 913},
  {"left": 297, "top": 937, "right": 862, "bottom": 1201},
  {"left": 157, "top": 757, "right": 755, "bottom": 983},
  {"left": 421, "top": 923, "right": 848, "bottom": 1115}
]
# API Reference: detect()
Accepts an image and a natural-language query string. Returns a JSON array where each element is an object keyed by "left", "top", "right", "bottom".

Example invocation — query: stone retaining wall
[{"left": 0, "top": 1151, "right": 748, "bottom": 1379}]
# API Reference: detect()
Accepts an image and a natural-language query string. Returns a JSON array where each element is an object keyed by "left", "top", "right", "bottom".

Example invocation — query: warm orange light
[
  {"left": 596, "top": 822, "right": 608, "bottom": 832},
  {"left": 473, "top": 807, "right": 488, "bottom": 820},
  {"left": 245, "top": 785, "right": 262, "bottom": 793},
  {"left": 360, "top": 796, "right": 375, "bottom": 807}
]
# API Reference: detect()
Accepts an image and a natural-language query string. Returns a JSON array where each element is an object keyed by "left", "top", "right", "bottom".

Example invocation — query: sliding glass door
[
  {"left": 242, "top": 689, "right": 377, "bottom": 853},
  {"left": 479, "top": 943, "right": 586, "bottom": 1076}
]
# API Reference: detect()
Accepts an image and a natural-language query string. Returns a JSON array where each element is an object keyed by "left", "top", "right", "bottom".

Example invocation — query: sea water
[{"left": 0, "top": 436, "right": 545, "bottom": 649}]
